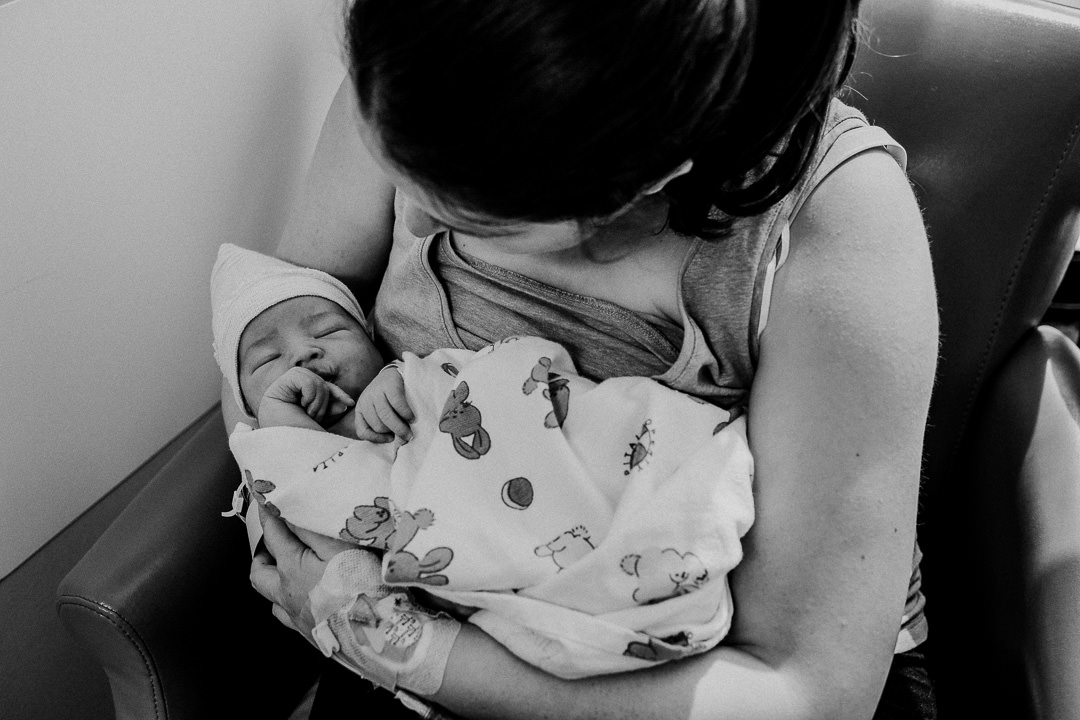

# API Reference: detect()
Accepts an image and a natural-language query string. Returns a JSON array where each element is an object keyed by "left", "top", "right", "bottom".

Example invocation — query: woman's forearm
[
  {"left": 274, "top": 77, "right": 395, "bottom": 308},
  {"left": 428, "top": 624, "right": 819, "bottom": 720}
]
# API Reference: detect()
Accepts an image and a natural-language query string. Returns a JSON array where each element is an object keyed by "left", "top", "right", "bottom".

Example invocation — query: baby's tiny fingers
[
  {"left": 354, "top": 411, "right": 393, "bottom": 443},
  {"left": 326, "top": 386, "right": 354, "bottom": 418},
  {"left": 305, "top": 383, "right": 330, "bottom": 420},
  {"left": 387, "top": 390, "right": 415, "bottom": 422},
  {"left": 325, "top": 381, "right": 356, "bottom": 408},
  {"left": 375, "top": 396, "right": 412, "bottom": 441}
]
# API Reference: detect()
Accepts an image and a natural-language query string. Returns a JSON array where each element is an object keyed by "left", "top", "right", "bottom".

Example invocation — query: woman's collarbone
[{"left": 493, "top": 245, "right": 685, "bottom": 325}]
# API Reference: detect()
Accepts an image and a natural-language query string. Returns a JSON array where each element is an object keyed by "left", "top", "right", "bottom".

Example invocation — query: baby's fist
[{"left": 355, "top": 366, "right": 414, "bottom": 443}]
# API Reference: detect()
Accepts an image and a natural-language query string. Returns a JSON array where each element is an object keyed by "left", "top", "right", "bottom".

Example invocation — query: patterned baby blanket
[{"left": 229, "top": 336, "right": 754, "bottom": 678}]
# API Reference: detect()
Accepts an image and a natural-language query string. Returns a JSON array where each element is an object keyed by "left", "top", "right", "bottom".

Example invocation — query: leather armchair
[
  {"left": 56, "top": 410, "right": 322, "bottom": 719},
  {"left": 847, "top": 1, "right": 1080, "bottom": 716},
  {"left": 57, "top": 0, "right": 1080, "bottom": 718}
]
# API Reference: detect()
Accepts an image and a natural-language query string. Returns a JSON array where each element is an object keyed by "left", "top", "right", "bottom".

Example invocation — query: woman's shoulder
[
  {"left": 777, "top": 140, "right": 937, "bottom": 368},
  {"left": 792, "top": 97, "right": 908, "bottom": 215},
  {"left": 787, "top": 96, "right": 925, "bottom": 287}
]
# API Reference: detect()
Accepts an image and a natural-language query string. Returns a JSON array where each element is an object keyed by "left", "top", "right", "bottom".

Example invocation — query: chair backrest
[{"left": 846, "top": 0, "right": 1080, "bottom": 715}]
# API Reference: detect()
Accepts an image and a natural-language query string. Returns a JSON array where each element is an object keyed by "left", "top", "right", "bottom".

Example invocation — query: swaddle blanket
[{"left": 229, "top": 336, "right": 755, "bottom": 678}]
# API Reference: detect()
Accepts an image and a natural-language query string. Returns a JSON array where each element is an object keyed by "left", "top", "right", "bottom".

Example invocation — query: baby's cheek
[
  {"left": 347, "top": 353, "right": 384, "bottom": 398},
  {"left": 238, "top": 375, "right": 261, "bottom": 416},
  {"left": 240, "top": 364, "right": 281, "bottom": 418}
]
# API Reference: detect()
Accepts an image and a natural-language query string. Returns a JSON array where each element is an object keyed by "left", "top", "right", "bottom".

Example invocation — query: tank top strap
[
  {"left": 661, "top": 99, "right": 909, "bottom": 406},
  {"left": 754, "top": 103, "right": 908, "bottom": 345}
]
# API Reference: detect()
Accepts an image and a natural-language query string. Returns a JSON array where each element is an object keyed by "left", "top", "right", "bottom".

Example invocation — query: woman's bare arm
[
  {"left": 220, "top": 78, "right": 395, "bottom": 430},
  {"left": 275, "top": 77, "right": 396, "bottom": 306},
  {"left": 424, "top": 148, "right": 939, "bottom": 720}
]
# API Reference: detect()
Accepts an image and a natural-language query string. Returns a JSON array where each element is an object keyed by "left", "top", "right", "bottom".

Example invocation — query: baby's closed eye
[
  {"left": 314, "top": 325, "right": 348, "bottom": 337},
  {"left": 246, "top": 353, "right": 280, "bottom": 372}
]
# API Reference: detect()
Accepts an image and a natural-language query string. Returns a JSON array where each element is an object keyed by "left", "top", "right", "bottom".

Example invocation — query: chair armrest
[
  {"left": 967, "top": 326, "right": 1080, "bottom": 720},
  {"left": 56, "top": 408, "right": 321, "bottom": 720}
]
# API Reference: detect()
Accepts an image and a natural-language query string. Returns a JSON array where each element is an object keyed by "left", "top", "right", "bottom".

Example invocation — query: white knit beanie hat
[{"left": 211, "top": 243, "right": 368, "bottom": 416}]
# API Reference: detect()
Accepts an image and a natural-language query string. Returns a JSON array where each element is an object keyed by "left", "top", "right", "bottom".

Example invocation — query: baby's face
[{"left": 238, "top": 296, "right": 382, "bottom": 417}]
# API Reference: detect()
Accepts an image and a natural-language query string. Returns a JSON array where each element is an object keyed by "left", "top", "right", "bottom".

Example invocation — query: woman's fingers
[
  {"left": 292, "top": 523, "right": 356, "bottom": 561},
  {"left": 252, "top": 502, "right": 359, "bottom": 638},
  {"left": 250, "top": 509, "right": 300, "bottom": 607},
  {"left": 272, "top": 603, "right": 300, "bottom": 632},
  {"left": 249, "top": 548, "right": 282, "bottom": 603},
  {"left": 259, "top": 505, "right": 308, "bottom": 563},
  {"left": 252, "top": 526, "right": 323, "bottom": 635}
]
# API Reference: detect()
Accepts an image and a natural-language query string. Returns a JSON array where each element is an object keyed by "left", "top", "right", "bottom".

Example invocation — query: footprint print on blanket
[
  {"left": 623, "top": 631, "right": 694, "bottom": 662},
  {"left": 620, "top": 547, "right": 709, "bottom": 604},
  {"left": 534, "top": 526, "right": 594, "bottom": 571}
]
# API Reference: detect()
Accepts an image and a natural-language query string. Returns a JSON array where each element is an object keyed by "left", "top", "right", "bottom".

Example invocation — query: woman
[{"left": 238, "top": 1, "right": 939, "bottom": 717}]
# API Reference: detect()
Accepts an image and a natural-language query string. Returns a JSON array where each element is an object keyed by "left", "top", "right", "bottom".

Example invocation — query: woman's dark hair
[{"left": 347, "top": 0, "right": 863, "bottom": 239}]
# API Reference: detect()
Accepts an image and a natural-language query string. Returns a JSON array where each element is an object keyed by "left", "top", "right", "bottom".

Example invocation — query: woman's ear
[{"left": 641, "top": 159, "right": 694, "bottom": 195}]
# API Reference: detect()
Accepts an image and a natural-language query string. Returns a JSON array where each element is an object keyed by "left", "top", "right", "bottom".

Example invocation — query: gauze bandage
[{"left": 309, "top": 550, "right": 460, "bottom": 696}]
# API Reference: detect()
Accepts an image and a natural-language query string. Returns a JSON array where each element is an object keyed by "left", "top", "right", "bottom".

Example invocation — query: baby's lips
[{"left": 307, "top": 363, "right": 335, "bottom": 380}]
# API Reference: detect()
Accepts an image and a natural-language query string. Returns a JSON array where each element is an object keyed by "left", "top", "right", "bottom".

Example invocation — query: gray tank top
[{"left": 372, "top": 99, "right": 927, "bottom": 652}]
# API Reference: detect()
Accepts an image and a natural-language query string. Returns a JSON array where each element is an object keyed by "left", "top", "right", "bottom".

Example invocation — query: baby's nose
[{"left": 293, "top": 345, "right": 323, "bottom": 367}]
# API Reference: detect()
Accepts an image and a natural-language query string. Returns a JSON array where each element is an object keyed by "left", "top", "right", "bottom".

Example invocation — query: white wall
[{"left": 0, "top": 0, "right": 347, "bottom": 579}]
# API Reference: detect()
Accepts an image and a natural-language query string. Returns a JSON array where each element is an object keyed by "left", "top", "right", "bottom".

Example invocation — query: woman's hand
[
  {"left": 250, "top": 505, "right": 462, "bottom": 698},
  {"left": 249, "top": 504, "right": 355, "bottom": 636}
]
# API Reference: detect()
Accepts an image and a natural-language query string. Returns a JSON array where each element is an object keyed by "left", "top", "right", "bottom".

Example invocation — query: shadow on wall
[{"left": 0, "top": 0, "right": 348, "bottom": 716}]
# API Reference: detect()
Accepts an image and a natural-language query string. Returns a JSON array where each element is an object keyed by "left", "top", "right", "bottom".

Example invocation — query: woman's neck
[
  {"left": 455, "top": 195, "right": 674, "bottom": 268},
  {"left": 581, "top": 194, "right": 674, "bottom": 261},
  {"left": 450, "top": 195, "right": 689, "bottom": 324}
]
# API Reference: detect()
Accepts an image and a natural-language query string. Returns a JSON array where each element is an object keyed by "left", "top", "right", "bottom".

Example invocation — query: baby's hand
[
  {"left": 355, "top": 365, "right": 414, "bottom": 443},
  {"left": 259, "top": 366, "right": 355, "bottom": 429}
]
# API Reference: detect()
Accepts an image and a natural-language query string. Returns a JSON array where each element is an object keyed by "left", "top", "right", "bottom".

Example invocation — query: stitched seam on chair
[
  {"left": 954, "top": 115, "right": 1080, "bottom": 465},
  {"left": 57, "top": 595, "right": 167, "bottom": 720}
]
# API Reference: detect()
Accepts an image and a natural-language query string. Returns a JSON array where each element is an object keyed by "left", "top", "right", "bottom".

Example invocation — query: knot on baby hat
[{"left": 210, "top": 243, "right": 368, "bottom": 415}]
